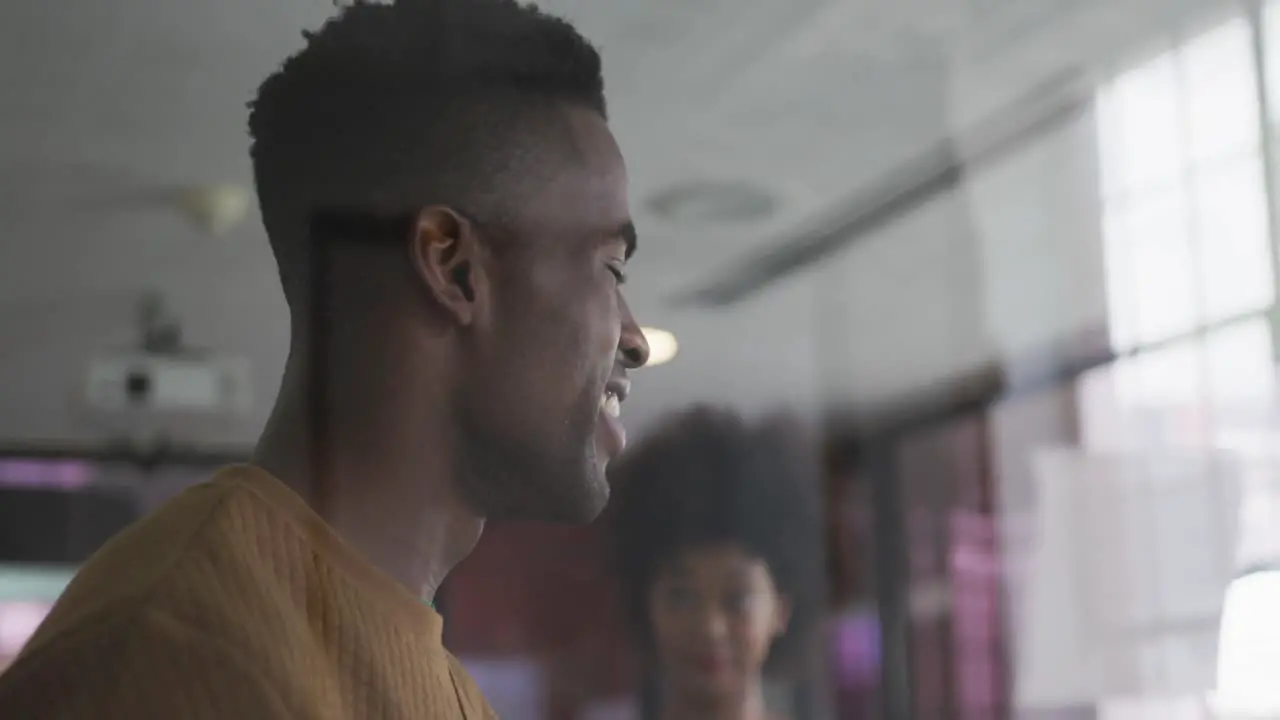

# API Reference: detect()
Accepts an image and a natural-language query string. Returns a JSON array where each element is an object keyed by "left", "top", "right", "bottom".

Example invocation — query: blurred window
[{"left": 1097, "top": 17, "right": 1272, "bottom": 357}]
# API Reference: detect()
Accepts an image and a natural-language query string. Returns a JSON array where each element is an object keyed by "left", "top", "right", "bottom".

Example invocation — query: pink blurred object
[
  {"left": 0, "top": 601, "right": 51, "bottom": 658},
  {"left": 0, "top": 460, "right": 94, "bottom": 490}
]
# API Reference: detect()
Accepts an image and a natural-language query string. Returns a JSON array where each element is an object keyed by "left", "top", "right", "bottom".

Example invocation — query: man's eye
[{"left": 607, "top": 264, "right": 628, "bottom": 284}]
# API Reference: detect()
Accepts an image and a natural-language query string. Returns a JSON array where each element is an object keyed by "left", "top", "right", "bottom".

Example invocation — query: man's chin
[
  {"left": 549, "top": 468, "right": 610, "bottom": 523},
  {"left": 488, "top": 464, "right": 610, "bottom": 524}
]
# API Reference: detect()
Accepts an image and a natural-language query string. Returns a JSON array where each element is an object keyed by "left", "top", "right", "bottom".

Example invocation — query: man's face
[{"left": 455, "top": 107, "right": 650, "bottom": 523}]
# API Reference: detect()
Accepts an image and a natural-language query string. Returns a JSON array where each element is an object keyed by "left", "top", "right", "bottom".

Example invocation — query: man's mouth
[
  {"left": 600, "top": 377, "right": 630, "bottom": 416},
  {"left": 597, "top": 377, "right": 630, "bottom": 460},
  {"left": 600, "top": 390, "right": 622, "bottom": 418}
]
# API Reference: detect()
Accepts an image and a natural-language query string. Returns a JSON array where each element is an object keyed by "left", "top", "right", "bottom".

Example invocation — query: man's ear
[{"left": 408, "top": 206, "right": 491, "bottom": 327}]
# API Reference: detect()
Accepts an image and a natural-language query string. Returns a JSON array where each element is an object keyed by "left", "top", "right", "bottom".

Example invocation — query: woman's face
[{"left": 647, "top": 543, "right": 790, "bottom": 702}]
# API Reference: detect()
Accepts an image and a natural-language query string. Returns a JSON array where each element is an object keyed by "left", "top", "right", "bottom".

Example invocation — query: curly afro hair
[
  {"left": 247, "top": 0, "right": 607, "bottom": 304},
  {"left": 607, "top": 406, "right": 824, "bottom": 675}
]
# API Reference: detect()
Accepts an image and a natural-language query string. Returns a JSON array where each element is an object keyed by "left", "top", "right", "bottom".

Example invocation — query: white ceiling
[{"left": 0, "top": 0, "right": 1231, "bottom": 446}]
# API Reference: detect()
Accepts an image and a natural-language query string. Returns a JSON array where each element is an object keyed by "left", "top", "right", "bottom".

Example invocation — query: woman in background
[{"left": 608, "top": 407, "right": 823, "bottom": 720}]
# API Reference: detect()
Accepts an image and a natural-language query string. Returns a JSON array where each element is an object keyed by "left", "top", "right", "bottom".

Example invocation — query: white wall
[
  {"left": 965, "top": 113, "right": 1111, "bottom": 362},
  {"left": 805, "top": 104, "right": 1110, "bottom": 417},
  {"left": 814, "top": 192, "right": 994, "bottom": 412}
]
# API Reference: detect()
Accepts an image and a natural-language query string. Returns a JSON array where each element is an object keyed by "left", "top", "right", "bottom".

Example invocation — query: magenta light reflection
[{"left": 0, "top": 460, "right": 94, "bottom": 490}]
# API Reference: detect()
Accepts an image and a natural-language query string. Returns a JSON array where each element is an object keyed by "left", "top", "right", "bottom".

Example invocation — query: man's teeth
[{"left": 601, "top": 392, "right": 622, "bottom": 418}]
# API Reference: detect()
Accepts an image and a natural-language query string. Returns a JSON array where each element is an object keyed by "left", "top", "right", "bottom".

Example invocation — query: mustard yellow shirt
[{"left": 0, "top": 465, "right": 495, "bottom": 719}]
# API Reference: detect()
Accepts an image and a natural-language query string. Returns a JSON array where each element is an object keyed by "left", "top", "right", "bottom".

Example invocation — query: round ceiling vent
[{"left": 646, "top": 180, "right": 777, "bottom": 225}]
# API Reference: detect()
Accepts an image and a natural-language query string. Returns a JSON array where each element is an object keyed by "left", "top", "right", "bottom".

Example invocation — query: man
[{"left": 0, "top": 0, "right": 647, "bottom": 717}]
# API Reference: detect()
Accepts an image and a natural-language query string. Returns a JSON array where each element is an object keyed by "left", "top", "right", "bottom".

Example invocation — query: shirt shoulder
[
  {"left": 15, "top": 471, "right": 248, "bottom": 655},
  {"left": 0, "top": 604, "right": 304, "bottom": 720}
]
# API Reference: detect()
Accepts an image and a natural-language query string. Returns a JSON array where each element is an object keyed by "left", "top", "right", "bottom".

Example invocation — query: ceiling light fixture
[
  {"left": 175, "top": 184, "right": 250, "bottom": 236},
  {"left": 641, "top": 327, "right": 678, "bottom": 367}
]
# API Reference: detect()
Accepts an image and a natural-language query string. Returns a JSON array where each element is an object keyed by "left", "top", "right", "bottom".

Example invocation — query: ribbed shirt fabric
[{"left": 0, "top": 465, "right": 495, "bottom": 719}]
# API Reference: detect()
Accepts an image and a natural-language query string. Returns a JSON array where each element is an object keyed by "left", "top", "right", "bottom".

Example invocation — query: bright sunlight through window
[
  {"left": 1210, "top": 569, "right": 1280, "bottom": 717},
  {"left": 1096, "top": 17, "right": 1274, "bottom": 355}
]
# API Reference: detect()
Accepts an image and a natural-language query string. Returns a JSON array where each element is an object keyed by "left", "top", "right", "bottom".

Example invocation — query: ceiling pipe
[{"left": 676, "top": 69, "right": 1089, "bottom": 308}]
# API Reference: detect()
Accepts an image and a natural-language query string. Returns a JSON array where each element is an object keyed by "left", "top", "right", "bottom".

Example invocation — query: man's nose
[{"left": 617, "top": 296, "right": 650, "bottom": 368}]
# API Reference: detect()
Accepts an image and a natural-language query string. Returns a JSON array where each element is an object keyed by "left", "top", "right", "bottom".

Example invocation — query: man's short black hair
[
  {"left": 608, "top": 406, "right": 824, "bottom": 675},
  {"left": 247, "top": 0, "right": 607, "bottom": 303}
]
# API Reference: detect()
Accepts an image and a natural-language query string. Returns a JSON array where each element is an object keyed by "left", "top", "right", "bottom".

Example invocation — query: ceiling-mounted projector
[
  {"left": 85, "top": 353, "right": 252, "bottom": 415},
  {"left": 82, "top": 291, "right": 253, "bottom": 418}
]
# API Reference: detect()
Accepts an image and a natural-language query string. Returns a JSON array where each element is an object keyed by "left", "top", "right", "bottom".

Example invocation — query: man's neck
[{"left": 251, "top": 376, "right": 483, "bottom": 603}]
